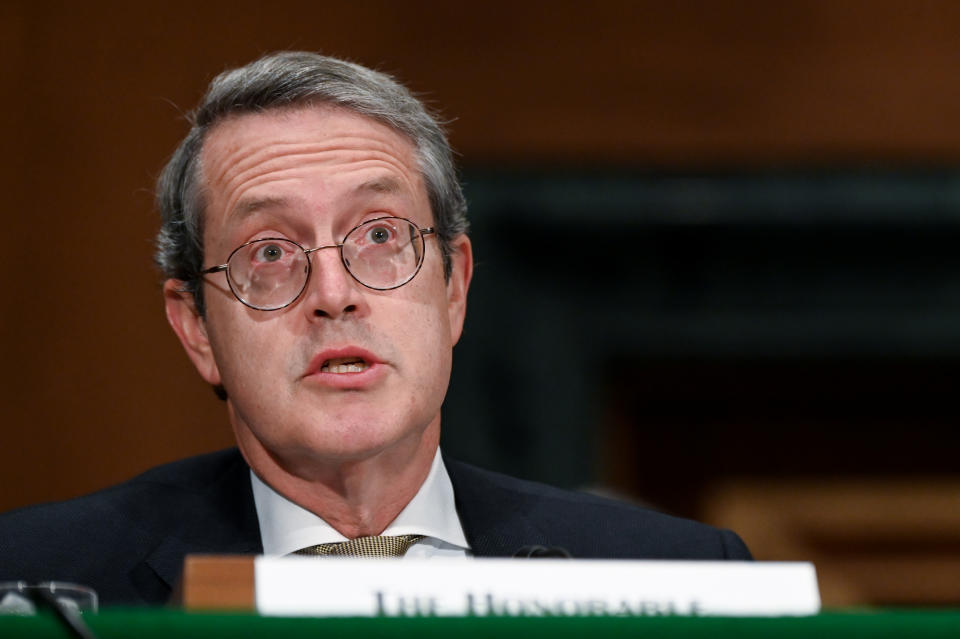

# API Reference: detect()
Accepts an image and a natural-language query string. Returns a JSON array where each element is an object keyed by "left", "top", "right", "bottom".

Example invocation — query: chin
[{"left": 295, "top": 422, "right": 420, "bottom": 462}]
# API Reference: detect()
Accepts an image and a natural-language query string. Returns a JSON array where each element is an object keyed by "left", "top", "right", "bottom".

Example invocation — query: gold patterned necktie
[{"left": 293, "top": 534, "right": 425, "bottom": 557}]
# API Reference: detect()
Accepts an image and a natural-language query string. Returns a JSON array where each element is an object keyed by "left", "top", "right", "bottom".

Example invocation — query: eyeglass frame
[{"left": 199, "top": 216, "right": 437, "bottom": 311}]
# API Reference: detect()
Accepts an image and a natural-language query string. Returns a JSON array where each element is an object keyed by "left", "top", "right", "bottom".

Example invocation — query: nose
[{"left": 301, "top": 245, "right": 367, "bottom": 320}]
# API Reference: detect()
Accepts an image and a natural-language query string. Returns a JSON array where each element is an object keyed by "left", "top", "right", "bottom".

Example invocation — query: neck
[{"left": 233, "top": 418, "right": 441, "bottom": 539}]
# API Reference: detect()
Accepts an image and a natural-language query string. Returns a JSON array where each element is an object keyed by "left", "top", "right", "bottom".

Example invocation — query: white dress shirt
[{"left": 251, "top": 448, "right": 471, "bottom": 558}]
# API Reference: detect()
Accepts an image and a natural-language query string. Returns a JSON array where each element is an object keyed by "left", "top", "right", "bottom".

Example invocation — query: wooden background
[{"left": 3, "top": 1, "right": 960, "bottom": 604}]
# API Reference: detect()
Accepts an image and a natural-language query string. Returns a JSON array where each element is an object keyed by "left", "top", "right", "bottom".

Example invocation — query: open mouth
[{"left": 320, "top": 356, "right": 370, "bottom": 374}]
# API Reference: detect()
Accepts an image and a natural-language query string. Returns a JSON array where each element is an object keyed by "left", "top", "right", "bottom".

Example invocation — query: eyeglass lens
[{"left": 225, "top": 217, "right": 426, "bottom": 310}]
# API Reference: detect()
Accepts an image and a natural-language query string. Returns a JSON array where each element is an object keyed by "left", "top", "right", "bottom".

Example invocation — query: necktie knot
[{"left": 293, "top": 534, "right": 425, "bottom": 557}]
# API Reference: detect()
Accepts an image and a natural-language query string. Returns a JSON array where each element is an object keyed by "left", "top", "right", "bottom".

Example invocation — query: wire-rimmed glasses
[{"left": 201, "top": 216, "right": 436, "bottom": 311}]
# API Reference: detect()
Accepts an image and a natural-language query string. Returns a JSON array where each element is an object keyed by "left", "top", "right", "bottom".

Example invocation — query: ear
[
  {"left": 163, "top": 279, "right": 222, "bottom": 386},
  {"left": 445, "top": 234, "right": 473, "bottom": 345}
]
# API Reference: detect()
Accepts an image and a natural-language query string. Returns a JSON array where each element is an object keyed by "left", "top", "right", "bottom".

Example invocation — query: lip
[{"left": 303, "top": 346, "right": 386, "bottom": 389}]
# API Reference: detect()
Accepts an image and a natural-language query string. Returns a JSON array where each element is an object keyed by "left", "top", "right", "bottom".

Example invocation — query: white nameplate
[{"left": 254, "top": 558, "right": 820, "bottom": 617}]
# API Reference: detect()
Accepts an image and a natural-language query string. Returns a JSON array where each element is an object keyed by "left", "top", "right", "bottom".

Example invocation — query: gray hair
[{"left": 155, "top": 51, "right": 468, "bottom": 315}]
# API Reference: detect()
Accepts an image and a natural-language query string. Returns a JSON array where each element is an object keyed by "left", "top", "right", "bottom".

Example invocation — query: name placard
[{"left": 254, "top": 558, "right": 820, "bottom": 617}]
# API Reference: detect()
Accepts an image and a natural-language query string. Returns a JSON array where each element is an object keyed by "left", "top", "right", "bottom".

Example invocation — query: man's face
[{"left": 165, "top": 107, "right": 471, "bottom": 475}]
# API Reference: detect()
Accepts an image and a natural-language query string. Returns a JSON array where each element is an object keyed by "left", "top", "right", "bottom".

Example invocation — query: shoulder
[
  {"left": 0, "top": 448, "right": 249, "bottom": 582},
  {"left": 445, "top": 458, "right": 751, "bottom": 560}
]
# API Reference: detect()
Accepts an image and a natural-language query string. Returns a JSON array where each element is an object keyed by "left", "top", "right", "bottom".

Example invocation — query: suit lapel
[
  {"left": 444, "top": 457, "right": 552, "bottom": 557},
  {"left": 132, "top": 452, "right": 549, "bottom": 601},
  {"left": 139, "top": 450, "right": 262, "bottom": 601}
]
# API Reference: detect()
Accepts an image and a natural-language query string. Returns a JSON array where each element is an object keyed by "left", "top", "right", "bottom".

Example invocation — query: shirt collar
[{"left": 250, "top": 448, "right": 470, "bottom": 555}]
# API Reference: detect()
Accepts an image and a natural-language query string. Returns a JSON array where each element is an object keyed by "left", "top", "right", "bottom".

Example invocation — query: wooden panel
[
  {"left": 703, "top": 479, "right": 960, "bottom": 606},
  {"left": 182, "top": 555, "right": 255, "bottom": 611}
]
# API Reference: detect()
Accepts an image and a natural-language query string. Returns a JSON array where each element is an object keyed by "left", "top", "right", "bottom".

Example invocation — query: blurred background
[{"left": 3, "top": 0, "right": 959, "bottom": 607}]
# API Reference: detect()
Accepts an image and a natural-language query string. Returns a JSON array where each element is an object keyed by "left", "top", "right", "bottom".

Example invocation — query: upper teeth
[{"left": 321, "top": 357, "right": 369, "bottom": 374}]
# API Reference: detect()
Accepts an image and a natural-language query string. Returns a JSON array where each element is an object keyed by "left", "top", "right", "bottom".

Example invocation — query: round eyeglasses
[{"left": 200, "top": 216, "right": 436, "bottom": 311}]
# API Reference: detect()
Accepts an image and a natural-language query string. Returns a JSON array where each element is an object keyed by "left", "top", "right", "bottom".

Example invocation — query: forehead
[
  {"left": 198, "top": 106, "right": 426, "bottom": 231},
  {"left": 202, "top": 104, "right": 418, "bottom": 159}
]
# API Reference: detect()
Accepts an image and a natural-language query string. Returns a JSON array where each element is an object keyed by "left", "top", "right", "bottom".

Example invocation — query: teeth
[
  {"left": 326, "top": 363, "right": 368, "bottom": 374},
  {"left": 320, "top": 357, "right": 369, "bottom": 374}
]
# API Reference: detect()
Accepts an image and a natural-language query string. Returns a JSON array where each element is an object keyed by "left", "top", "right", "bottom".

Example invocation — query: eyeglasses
[{"left": 200, "top": 216, "right": 436, "bottom": 311}]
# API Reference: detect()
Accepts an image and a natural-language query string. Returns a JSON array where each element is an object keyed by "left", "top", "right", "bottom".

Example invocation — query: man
[{"left": 0, "top": 52, "right": 751, "bottom": 606}]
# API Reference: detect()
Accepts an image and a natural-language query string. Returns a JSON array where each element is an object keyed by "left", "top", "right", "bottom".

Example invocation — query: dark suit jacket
[{"left": 0, "top": 448, "right": 750, "bottom": 605}]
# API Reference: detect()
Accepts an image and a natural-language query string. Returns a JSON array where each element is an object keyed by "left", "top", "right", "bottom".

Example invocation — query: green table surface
[{"left": 2, "top": 610, "right": 959, "bottom": 638}]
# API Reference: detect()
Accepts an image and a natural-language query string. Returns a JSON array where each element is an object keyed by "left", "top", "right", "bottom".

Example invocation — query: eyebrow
[
  {"left": 231, "top": 196, "right": 291, "bottom": 219},
  {"left": 353, "top": 176, "right": 404, "bottom": 197}
]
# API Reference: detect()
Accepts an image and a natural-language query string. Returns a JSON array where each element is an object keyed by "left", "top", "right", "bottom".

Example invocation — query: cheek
[
  {"left": 393, "top": 284, "right": 452, "bottom": 345},
  {"left": 405, "top": 302, "right": 454, "bottom": 390},
  {"left": 206, "top": 312, "right": 285, "bottom": 392}
]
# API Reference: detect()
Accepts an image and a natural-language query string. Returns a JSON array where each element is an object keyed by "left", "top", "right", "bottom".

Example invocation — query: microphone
[
  {"left": 512, "top": 545, "right": 572, "bottom": 558},
  {"left": 23, "top": 585, "right": 98, "bottom": 639}
]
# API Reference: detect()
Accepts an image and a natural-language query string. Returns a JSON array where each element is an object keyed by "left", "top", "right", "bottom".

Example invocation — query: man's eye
[
  {"left": 367, "top": 226, "right": 394, "bottom": 244},
  {"left": 256, "top": 243, "right": 285, "bottom": 262}
]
